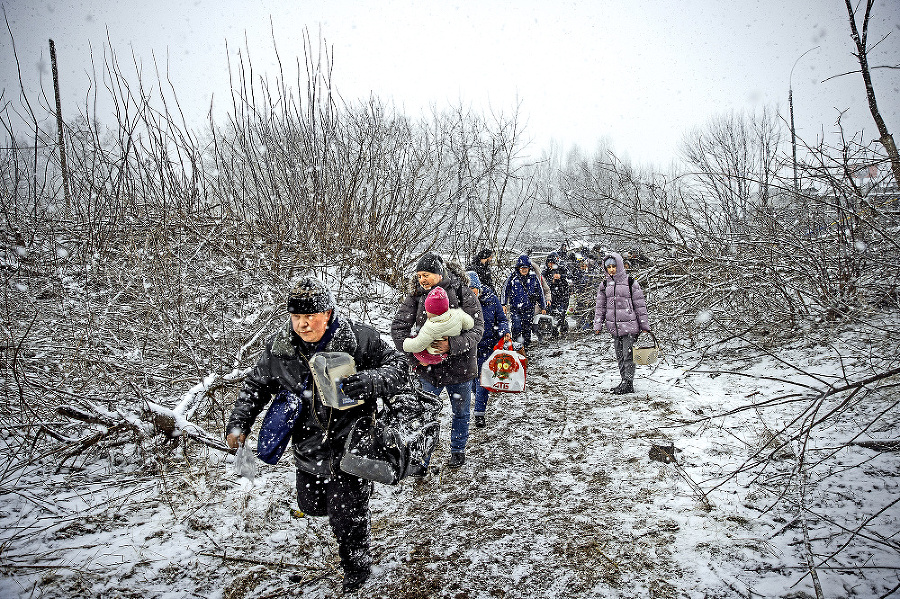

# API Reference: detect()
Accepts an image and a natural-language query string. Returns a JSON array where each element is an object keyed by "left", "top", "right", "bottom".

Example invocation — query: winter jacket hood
[
  {"left": 465, "top": 270, "right": 483, "bottom": 293},
  {"left": 516, "top": 254, "right": 532, "bottom": 269},
  {"left": 603, "top": 252, "right": 628, "bottom": 285}
]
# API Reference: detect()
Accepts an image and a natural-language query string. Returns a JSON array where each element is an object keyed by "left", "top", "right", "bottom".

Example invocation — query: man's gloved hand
[{"left": 341, "top": 371, "right": 380, "bottom": 402}]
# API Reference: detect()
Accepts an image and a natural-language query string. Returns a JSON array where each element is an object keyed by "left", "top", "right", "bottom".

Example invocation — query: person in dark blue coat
[
  {"left": 500, "top": 255, "right": 547, "bottom": 348},
  {"left": 466, "top": 270, "right": 510, "bottom": 428}
]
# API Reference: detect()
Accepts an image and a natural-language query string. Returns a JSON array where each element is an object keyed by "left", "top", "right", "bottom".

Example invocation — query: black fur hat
[{"left": 287, "top": 276, "right": 336, "bottom": 314}]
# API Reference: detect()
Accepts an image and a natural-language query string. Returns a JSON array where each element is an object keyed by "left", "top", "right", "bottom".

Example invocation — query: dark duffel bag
[{"left": 340, "top": 387, "right": 441, "bottom": 484}]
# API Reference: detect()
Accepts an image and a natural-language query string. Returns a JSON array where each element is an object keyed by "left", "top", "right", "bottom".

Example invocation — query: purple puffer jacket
[{"left": 593, "top": 252, "right": 650, "bottom": 337}]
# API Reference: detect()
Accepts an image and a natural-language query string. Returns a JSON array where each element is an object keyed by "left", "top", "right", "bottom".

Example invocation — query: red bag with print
[{"left": 479, "top": 339, "right": 527, "bottom": 393}]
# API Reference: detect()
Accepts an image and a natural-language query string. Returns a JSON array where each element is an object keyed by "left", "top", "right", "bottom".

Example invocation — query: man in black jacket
[
  {"left": 225, "top": 276, "right": 407, "bottom": 593},
  {"left": 468, "top": 248, "right": 496, "bottom": 293}
]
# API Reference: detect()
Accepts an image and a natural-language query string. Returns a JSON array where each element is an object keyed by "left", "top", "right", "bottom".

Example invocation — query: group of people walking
[{"left": 223, "top": 244, "right": 651, "bottom": 593}]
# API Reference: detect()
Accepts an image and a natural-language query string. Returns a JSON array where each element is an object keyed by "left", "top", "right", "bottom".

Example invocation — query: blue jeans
[
  {"left": 473, "top": 352, "right": 490, "bottom": 415},
  {"left": 420, "top": 379, "right": 472, "bottom": 455}
]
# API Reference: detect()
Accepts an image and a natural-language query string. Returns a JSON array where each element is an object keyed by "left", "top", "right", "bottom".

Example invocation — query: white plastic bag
[
  {"left": 479, "top": 340, "right": 527, "bottom": 393},
  {"left": 232, "top": 442, "right": 257, "bottom": 481}
]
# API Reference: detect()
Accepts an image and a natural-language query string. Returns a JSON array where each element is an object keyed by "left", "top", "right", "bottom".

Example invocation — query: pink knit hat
[{"left": 424, "top": 287, "right": 449, "bottom": 315}]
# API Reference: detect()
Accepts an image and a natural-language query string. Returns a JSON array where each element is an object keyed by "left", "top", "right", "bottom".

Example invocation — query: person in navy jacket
[
  {"left": 466, "top": 270, "right": 510, "bottom": 428},
  {"left": 500, "top": 255, "right": 547, "bottom": 348}
]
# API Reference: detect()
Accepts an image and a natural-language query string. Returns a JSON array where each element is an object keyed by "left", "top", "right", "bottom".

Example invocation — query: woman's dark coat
[
  {"left": 391, "top": 266, "right": 485, "bottom": 387},
  {"left": 467, "top": 250, "right": 495, "bottom": 292}
]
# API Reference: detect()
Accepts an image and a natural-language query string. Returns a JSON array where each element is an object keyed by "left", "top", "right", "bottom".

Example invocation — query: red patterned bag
[{"left": 479, "top": 339, "right": 527, "bottom": 393}]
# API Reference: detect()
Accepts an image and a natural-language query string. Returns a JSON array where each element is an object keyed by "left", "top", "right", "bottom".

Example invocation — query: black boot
[
  {"left": 336, "top": 524, "right": 371, "bottom": 594},
  {"left": 612, "top": 380, "right": 634, "bottom": 395},
  {"left": 447, "top": 452, "right": 465, "bottom": 468},
  {"left": 342, "top": 565, "right": 371, "bottom": 593},
  {"left": 473, "top": 414, "right": 486, "bottom": 428}
]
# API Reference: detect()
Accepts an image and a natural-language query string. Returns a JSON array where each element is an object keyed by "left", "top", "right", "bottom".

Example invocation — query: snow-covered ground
[{"left": 1, "top": 322, "right": 898, "bottom": 598}]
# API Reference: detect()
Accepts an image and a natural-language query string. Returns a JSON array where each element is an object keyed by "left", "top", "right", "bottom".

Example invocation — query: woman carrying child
[{"left": 391, "top": 253, "right": 484, "bottom": 469}]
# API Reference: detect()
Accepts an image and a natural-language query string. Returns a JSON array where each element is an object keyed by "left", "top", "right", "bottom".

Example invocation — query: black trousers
[
  {"left": 295, "top": 467, "right": 372, "bottom": 575},
  {"left": 613, "top": 334, "right": 637, "bottom": 383}
]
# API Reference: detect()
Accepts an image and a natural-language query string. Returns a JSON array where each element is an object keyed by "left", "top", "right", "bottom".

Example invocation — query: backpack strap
[{"left": 627, "top": 275, "right": 647, "bottom": 332}]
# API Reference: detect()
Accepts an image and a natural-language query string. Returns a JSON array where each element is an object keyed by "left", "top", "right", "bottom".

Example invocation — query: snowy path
[
  {"left": 367, "top": 335, "right": 736, "bottom": 599},
  {"left": 5, "top": 333, "right": 897, "bottom": 598}
]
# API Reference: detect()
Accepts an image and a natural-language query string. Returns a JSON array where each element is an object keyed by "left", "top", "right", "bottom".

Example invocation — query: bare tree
[
  {"left": 425, "top": 101, "right": 542, "bottom": 268},
  {"left": 842, "top": 0, "right": 900, "bottom": 184}
]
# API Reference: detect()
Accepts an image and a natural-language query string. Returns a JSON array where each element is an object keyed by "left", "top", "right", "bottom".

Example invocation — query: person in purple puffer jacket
[{"left": 593, "top": 252, "right": 651, "bottom": 394}]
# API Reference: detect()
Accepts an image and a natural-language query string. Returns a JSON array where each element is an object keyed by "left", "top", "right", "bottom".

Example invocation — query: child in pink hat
[{"left": 403, "top": 286, "right": 475, "bottom": 365}]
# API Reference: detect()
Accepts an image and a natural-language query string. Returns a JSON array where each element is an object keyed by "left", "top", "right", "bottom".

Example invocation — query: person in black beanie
[
  {"left": 467, "top": 248, "right": 496, "bottom": 293},
  {"left": 391, "top": 252, "right": 484, "bottom": 470},
  {"left": 225, "top": 275, "right": 407, "bottom": 593},
  {"left": 415, "top": 253, "right": 446, "bottom": 278}
]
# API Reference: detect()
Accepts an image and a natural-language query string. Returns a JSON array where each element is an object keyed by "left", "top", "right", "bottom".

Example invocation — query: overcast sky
[{"left": 2, "top": 0, "right": 898, "bottom": 167}]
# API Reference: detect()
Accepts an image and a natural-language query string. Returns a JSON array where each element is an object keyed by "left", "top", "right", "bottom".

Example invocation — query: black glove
[{"left": 341, "top": 371, "right": 379, "bottom": 402}]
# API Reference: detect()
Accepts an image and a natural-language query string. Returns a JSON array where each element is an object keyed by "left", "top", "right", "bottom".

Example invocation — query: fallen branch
[
  {"left": 56, "top": 399, "right": 234, "bottom": 457},
  {"left": 199, "top": 551, "right": 310, "bottom": 571},
  {"left": 798, "top": 473, "right": 824, "bottom": 599},
  {"left": 671, "top": 460, "right": 714, "bottom": 511},
  {"left": 851, "top": 439, "right": 900, "bottom": 452}
]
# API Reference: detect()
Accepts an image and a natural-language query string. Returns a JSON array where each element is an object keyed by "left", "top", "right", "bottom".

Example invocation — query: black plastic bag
[{"left": 340, "top": 387, "right": 441, "bottom": 484}]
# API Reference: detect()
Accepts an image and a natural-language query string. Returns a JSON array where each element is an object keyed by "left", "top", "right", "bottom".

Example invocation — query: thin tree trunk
[
  {"left": 844, "top": 0, "right": 900, "bottom": 185},
  {"left": 49, "top": 39, "right": 71, "bottom": 207}
]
